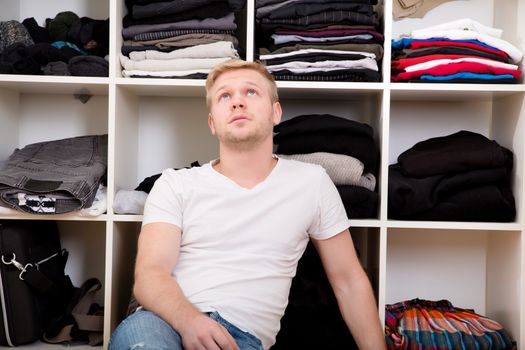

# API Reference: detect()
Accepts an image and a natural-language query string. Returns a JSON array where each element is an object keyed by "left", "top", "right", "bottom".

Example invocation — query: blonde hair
[{"left": 205, "top": 59, "right": 278, "bottom": 108}]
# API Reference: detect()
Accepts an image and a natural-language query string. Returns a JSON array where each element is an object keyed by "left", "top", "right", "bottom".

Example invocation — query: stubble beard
[{"left": 218, "top": 116, "right": 274, "bottom": 152}]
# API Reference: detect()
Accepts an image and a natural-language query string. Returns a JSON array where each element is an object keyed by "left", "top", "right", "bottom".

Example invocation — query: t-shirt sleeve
[
  {"left": 142, "top": 169, "right": 183, "bottom": 229},
  {"left": 308, "top": 168, "right": 350, "bottom": 240}
]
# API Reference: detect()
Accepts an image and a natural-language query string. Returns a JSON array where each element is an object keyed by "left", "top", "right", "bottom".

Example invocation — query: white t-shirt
[{"left": 143, "top": 157, "right": 350, "bottom": 349}]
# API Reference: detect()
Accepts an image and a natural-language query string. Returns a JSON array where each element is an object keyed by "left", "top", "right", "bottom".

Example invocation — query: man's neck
[{"left": 213, "top": 142, "right": 277, "bottom": 189}]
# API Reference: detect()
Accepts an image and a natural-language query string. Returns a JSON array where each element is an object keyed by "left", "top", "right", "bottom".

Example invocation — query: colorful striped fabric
[{"left": 385, "top": 299, "right": 516, "bottom": 350}]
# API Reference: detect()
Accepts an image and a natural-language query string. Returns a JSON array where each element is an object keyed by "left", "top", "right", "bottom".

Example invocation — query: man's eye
[
  {"left": 247, "top": 89, "right": 257, "bottom": 96},
  {"left": 219, "top": 93, "right": 231, "bottom": 101}
]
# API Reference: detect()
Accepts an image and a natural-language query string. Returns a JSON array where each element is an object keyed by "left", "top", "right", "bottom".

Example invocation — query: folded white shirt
[
  {"left": 266, "top": 58, "right": 378, "bottom": 72},
  {"left": 260, "top": 48, "right": 376, "bottom": 60},
  {"left": 411, "top": 18, "right": 503, "bottom": 38},
  {"left": 404, "top": 57, "right": 519, "bottom": 72}
]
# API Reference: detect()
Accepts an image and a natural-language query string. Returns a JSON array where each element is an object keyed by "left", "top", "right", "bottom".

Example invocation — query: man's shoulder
[
  {"left": 278, "top": 157, "right": 326, "bottom": 178},
  {"left": 157, "top": 163, "right": 212, "bottom": 184},
  {"left": 164, "top": 162, "right": 210, "bottom": 175}
]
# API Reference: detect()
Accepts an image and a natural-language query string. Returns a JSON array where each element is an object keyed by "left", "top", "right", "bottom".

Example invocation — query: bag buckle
[{"left": 1, "top": 253, "right": 33, "bottom": 280}]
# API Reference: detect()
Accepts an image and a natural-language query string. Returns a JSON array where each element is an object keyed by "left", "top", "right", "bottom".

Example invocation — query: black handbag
[{"left": 0, "top": 220, "right": 73, "bottom": 346}]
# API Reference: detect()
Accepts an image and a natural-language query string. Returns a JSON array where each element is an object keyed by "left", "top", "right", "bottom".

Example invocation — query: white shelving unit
[{"left": 1, "top": 0, "right": 524, "bottom": 348}]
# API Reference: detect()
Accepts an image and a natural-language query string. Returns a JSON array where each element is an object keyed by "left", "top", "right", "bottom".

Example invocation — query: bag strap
[{"left": 1, "top": 249, "right": 74, "bottom": 307}]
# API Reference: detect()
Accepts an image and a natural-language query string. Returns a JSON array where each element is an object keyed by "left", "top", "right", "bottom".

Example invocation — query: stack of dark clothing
[
  {"left": 0, "top": 13, "right": 109, "bottom": 76},
  {"left": 256, "top": 0, "right": 383, "bottom": 82},
  {"left": 388, "top": 130, "right": 516, "bottom": 221},
  {"left": 120, "top": 0, "right": 245, "bottom": 78},
  {"left": 271, "top": 242, "right": 358, "bottom": 350},
  {"left": 274, "top": 114, "right": 379, "bottom": 218},
  {"left": 0, "top": 135, "right": 107, "bottom": 215}
]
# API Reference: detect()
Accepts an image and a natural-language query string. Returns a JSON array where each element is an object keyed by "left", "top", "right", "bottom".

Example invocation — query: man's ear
[
  {"left": 208, "top": 113, "right": 216, "bottom": 135},
  {"left": 272, "top": 101, "right": 282, "bottom": 125}
]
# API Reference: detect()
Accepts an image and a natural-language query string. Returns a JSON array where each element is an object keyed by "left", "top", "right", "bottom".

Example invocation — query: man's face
[{"left": 208, "top": 69, "right": 281, "bottom": 151}]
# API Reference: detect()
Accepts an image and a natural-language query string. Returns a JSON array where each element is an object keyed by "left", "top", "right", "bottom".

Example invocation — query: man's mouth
[{"left": 229, "top": 115, "right": 249, "bottom": 123}]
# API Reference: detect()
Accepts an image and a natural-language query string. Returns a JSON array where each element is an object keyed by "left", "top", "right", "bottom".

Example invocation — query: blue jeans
[{"left": 109, "top": 309, "right": 264, "bottom": 350}]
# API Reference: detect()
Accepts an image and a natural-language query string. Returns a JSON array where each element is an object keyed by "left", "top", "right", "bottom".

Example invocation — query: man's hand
[{"left": 179, "top": 313, "right": 240, "bottom": 350}]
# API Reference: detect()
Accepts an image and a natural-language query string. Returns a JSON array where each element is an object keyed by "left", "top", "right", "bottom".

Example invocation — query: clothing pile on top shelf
[
  {"left": 391, "top": 18, "right": 523, "bottom": 83},
  {"left": 120, "top": 0, "right": 245, "bottom": 78},
  {"left": 270, "top": 242, "right": 358, "bottom": 350},
  {"left": 393, "top": 0, "right": 462, "bottom": 20},
  {"left": 385, "top": 299, "right": 517, "bottom": 350},
  {"left": 0, "top": 13, "right": 109, "bottom": 77},
  {"left": 274, "top": 114, "right": 379, "bottom": 218},
  {"left": 256, "top": 0, "right": 383, "bottom": 82},
  {"left": 388, "top": 130, "right": 516, "bottom": 221},
  {"left": 0, "top": 135, "right": 108, "bottom": 215}
]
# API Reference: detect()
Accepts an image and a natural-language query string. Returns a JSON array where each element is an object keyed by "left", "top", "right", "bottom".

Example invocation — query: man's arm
[
  {"left": 133, "top": 222, "right": 239, "bottom": 350},
  {"left": 312, "top": 229, "right": 386, "bottom": 350}
]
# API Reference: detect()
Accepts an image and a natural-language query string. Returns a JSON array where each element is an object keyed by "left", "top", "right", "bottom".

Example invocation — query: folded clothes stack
[
  {"left": 0, "top": 12, "right": 109, "bottom": 77},
  {"left": 386, "top": 299, "right": 516, "bottom": 350},
  {"left": 256, "top": 0, "right": 383, "bottom": 82},
  {"left": 120, "top": 0, "right": 245, "bottom": 78},
  {"left": 388, "top": 130, "right": 516, "bottom": 221},
  {"left": 274, "top": 114, "right": 380, "bottom": 218},
  {"left": 391, "top": 18, "right": 523, "bottom": 83}
]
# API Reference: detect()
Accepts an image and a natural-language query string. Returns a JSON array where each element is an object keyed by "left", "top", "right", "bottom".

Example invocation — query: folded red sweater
[{"left": 392, "top": 54, "right": 500, "bottom": 70}]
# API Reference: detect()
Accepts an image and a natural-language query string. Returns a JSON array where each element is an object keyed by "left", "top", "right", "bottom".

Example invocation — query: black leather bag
[{"left": 0, "top": 220, "right": 74, "bottom": 346}]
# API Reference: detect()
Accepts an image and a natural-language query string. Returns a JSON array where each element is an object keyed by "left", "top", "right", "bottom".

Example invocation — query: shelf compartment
[
  {"left": 390, "top": 0, "right": 525, "bottom": 86},
  {"left": 0, "top": 0, "right": 110, "bottom": 80},
  {"left": 0, "top": 89, "right": 109, "bottom": 161},
  {"left": 388, "top": 92, "right": 525, "bottom": 224},
  {"left": 114, "top": 85, "right": 217, "bottom": 195},
  {"left": 0, "top": 89, "right": 109, "bottom": 218},
  {"left": 0, "top": 0, "right": 109, "bottom": 23},
  {"left": 385, "top": 227, "right": 521, "bottom": 344},
  {"left": 114, "top": 0, "right": 249, "bottom": 79},
  {"left": 108, "top": 222, "right": 140, "bottom": 337}
]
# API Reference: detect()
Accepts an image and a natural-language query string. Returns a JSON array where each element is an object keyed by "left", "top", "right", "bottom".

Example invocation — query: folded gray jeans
[{"left": 0, "top": 134, "right": 107, "bottom": 214}]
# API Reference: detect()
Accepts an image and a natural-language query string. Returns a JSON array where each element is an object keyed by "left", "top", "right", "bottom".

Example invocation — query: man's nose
[{"left": 231, "top": 93, "right": 245, "bottom": 109}]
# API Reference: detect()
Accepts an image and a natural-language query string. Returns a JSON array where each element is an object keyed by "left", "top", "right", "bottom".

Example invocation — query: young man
[{"left": 109, "top": 60, "right": 386, "bottom": 350}]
